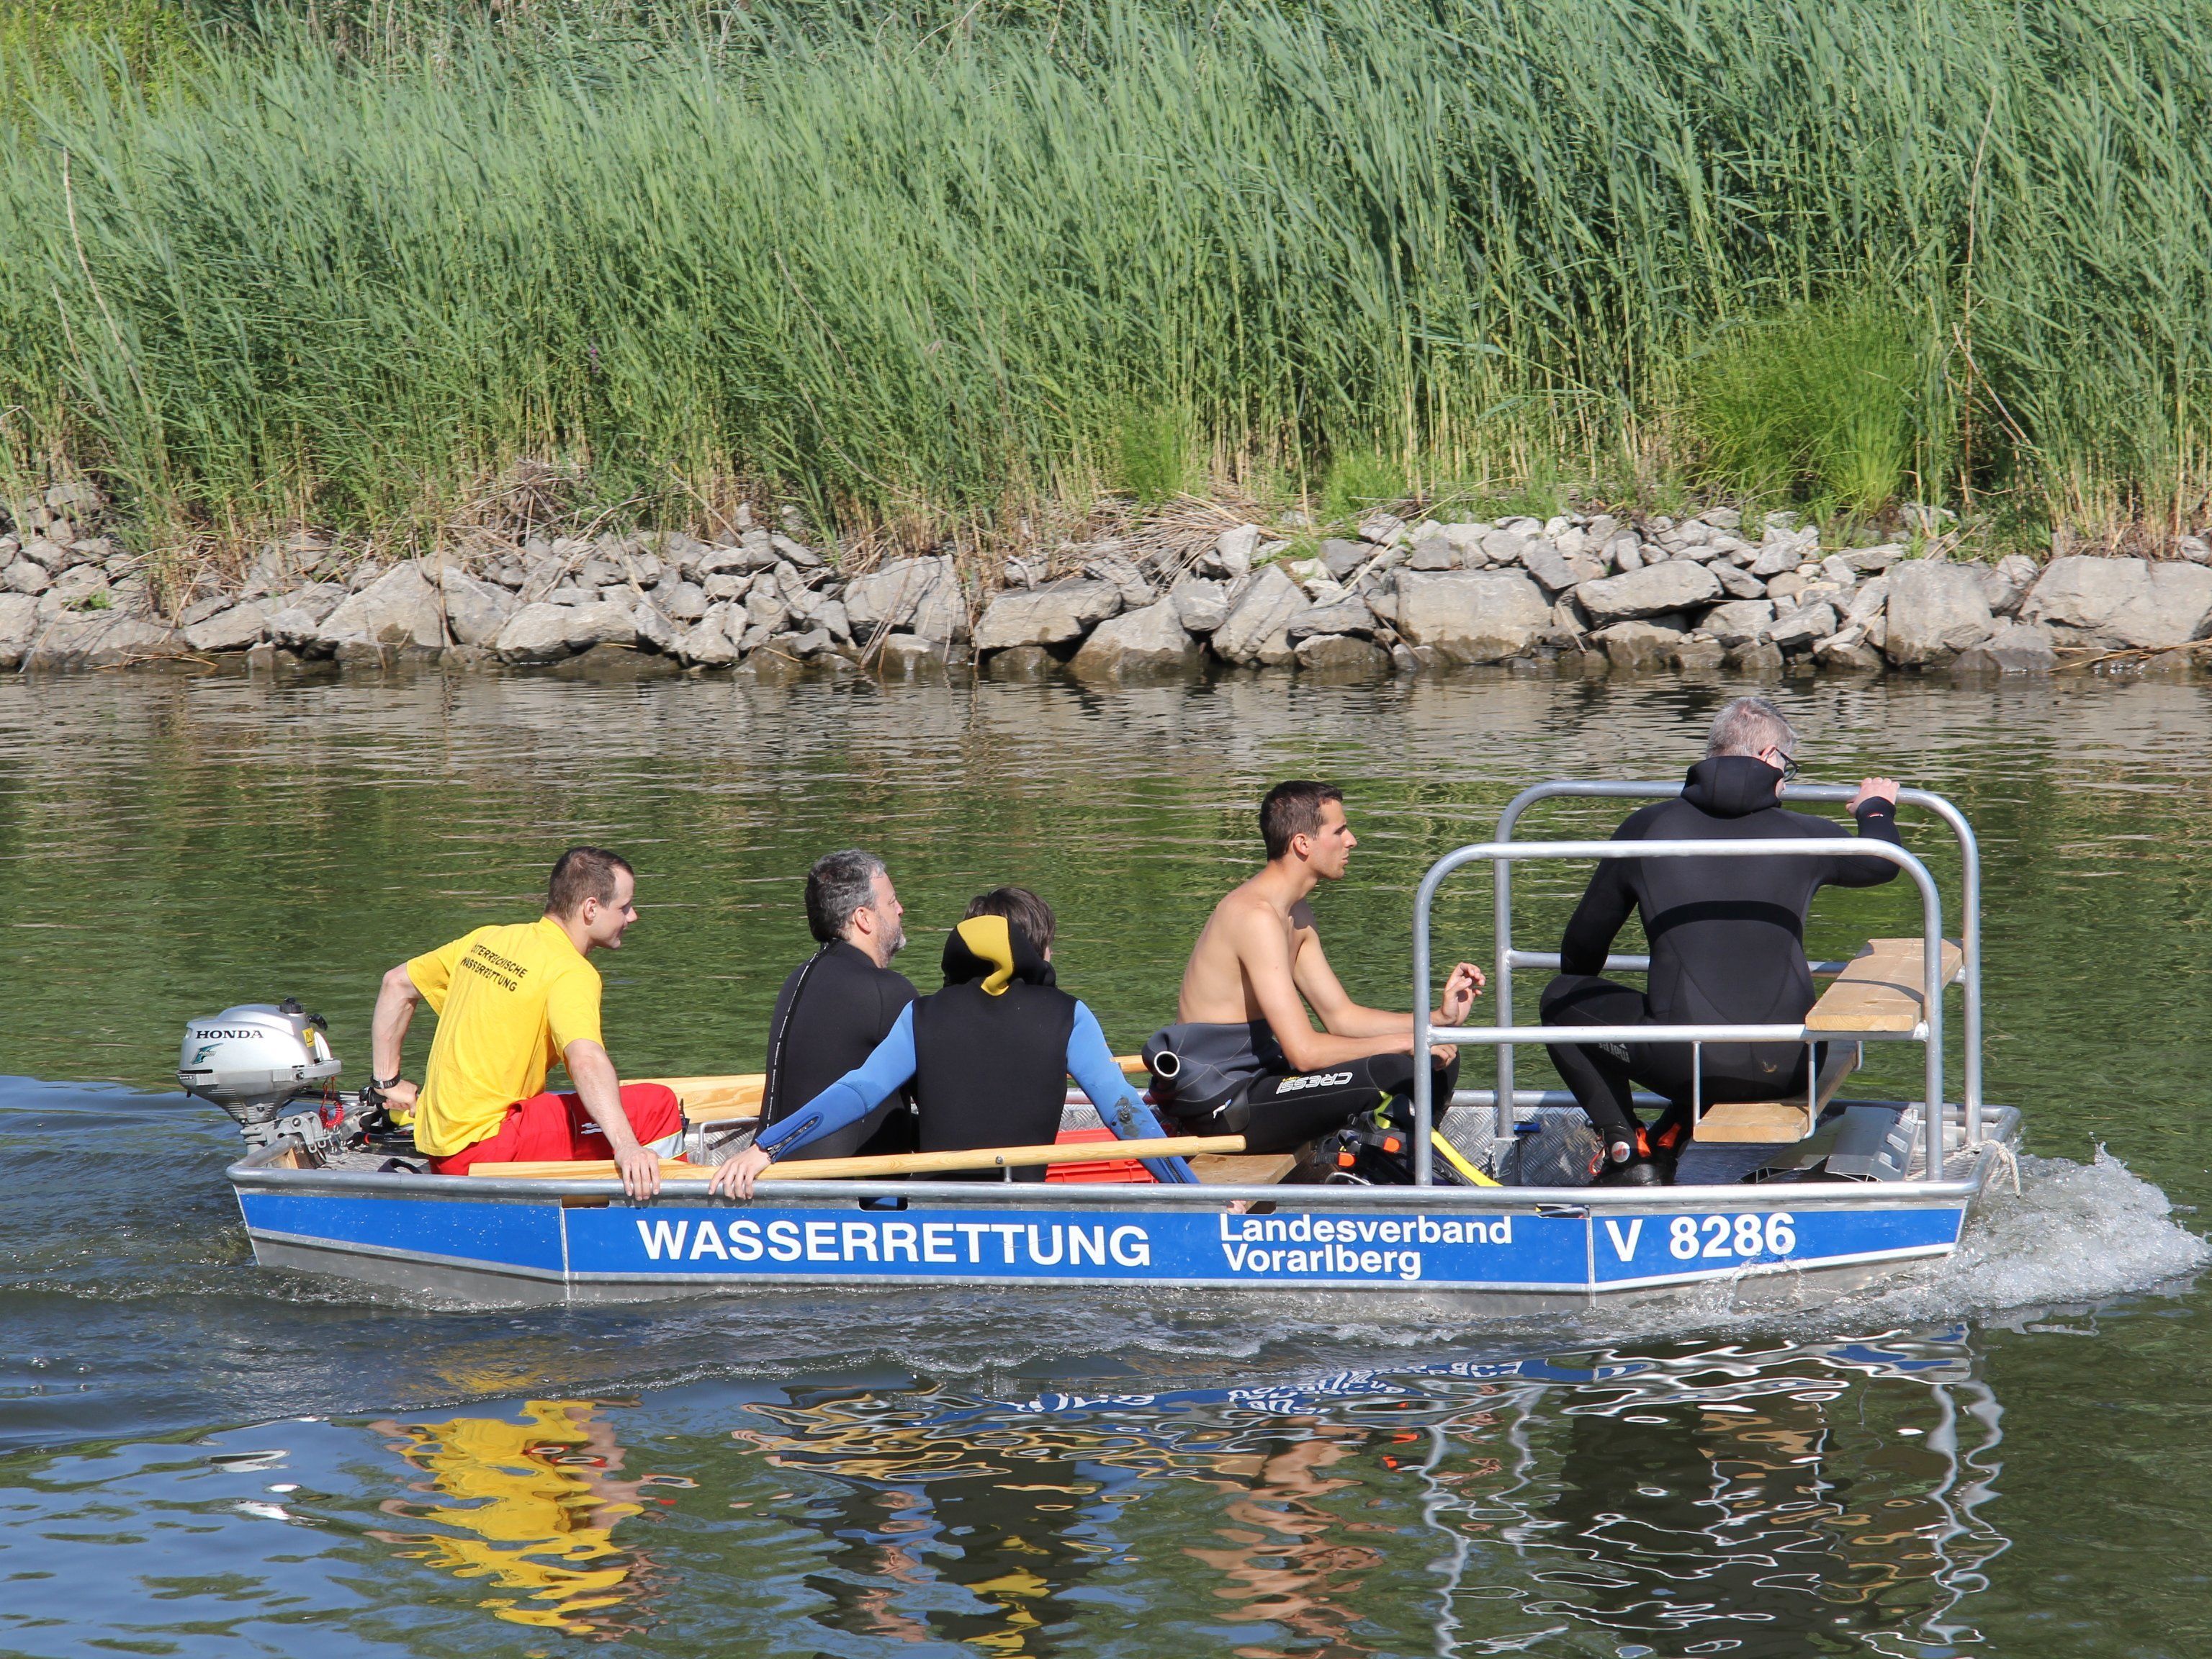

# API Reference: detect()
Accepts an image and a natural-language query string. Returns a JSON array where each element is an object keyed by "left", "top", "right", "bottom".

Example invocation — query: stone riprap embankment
[{"left": 5, "top": 487, "right": 2209, "bottom": 678}]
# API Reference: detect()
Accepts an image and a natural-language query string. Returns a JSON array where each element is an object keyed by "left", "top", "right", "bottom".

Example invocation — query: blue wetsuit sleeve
[
  {"left": 754, "top": 1004, "right": 918, "bottom": 1161},
  {"left": 1067, "top": 1002, "right": 1196, "bottom": 1184}
]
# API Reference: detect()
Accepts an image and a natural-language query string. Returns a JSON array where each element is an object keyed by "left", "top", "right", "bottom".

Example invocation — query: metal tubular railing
[
  {"left": 1413, "top": 836, "right": 1949, "bottom": 1185},
  {"left": 1491, "top": 783, "right": 1982, "bottom": 1143}
]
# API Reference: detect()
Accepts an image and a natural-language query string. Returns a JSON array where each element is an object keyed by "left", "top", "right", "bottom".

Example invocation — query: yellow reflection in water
[{"left": 369, "top": 1400, "right": 652, "bottom": 1637}]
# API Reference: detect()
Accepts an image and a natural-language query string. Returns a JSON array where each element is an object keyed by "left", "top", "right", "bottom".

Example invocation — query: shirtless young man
[{"left": 1143, "top": 781, "right": 1485, "bottom": 1155}]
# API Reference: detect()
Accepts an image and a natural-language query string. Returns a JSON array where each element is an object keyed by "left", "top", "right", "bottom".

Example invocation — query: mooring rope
[{"left": 1980, "top": 1138, "right": 2021, "bottom": 1195}]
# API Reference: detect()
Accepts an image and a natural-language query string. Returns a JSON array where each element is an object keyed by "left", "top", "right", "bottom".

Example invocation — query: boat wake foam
[
  {"left": 1587, "top": 1146, "right": 2209, "bottom": 1342},
  {"left": 1880, "top": 1146, "right": 2207, "bottom": 1317}
]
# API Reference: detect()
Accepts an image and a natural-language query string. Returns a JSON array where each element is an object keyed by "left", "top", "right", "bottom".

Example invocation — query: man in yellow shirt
[{"left": 369, "top": 847, "right": 679, "bottom": 1198}]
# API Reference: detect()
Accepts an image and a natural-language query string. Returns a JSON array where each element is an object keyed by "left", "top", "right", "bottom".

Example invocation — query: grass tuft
[
  {"left": 1322, "top": 453, "right": 1407, "bottom": 526},
  {"left": 1689, "top": 302, "right": 1920, "bottom": 519},
  {"left": 1113, "top": 408, "right": 1194, "bottom": 507}
]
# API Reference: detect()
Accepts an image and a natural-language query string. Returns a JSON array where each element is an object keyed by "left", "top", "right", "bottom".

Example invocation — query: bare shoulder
[
  {"left": 1180, "top": 875, "right": 1290, "bottom": 1020},
  {"left": 1287, "top": 897, "right": 1317, "bottom": 935},
  {"left": 1214, "top": 880, "right": 1291, "bottom": 945}
]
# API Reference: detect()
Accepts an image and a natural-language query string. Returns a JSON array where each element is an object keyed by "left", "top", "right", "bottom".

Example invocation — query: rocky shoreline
[{"left": 6, "top": 485, "right": 2211, "bottom": 679}]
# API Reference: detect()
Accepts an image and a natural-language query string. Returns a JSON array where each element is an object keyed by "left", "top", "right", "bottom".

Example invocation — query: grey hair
[
  {"left": 805, "top": 848, "right": 887, "bottom": 943},
  {"left": 1704, "top": 696, "right": 1798, "bottom": 759}
]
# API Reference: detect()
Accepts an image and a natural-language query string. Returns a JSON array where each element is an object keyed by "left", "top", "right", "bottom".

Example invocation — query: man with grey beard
[{"left": 757, "top": 848, "right": 919, "bottom": 1161}]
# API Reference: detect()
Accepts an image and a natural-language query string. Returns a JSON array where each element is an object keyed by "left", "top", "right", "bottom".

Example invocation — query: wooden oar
[{"left": 467, "top": 1133, "right": 1241, "bottom": 1184}]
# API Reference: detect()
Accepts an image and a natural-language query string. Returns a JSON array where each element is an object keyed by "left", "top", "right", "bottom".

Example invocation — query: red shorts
[{"left": 431, "top": 1084, "right": 683, "bottom": 1174}]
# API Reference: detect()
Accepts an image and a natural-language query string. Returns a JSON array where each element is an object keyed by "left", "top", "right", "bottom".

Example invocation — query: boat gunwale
[{"left": 228, "top": 1105, "right": 2018, "bottom": 1210}]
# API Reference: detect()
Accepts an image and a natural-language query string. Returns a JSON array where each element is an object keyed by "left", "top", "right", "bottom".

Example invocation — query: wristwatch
[{"left": 371, "top": 1073, "right": 404, "bottom": 1090}]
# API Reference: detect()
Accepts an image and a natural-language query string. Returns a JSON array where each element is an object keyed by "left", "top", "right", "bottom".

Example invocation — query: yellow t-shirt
[{"left": 406, "top": 917, "right": 603, "bottom": 1156}]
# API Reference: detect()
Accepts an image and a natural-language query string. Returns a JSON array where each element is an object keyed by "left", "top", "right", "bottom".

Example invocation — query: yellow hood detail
[{"left": 955, "top": 914, "right": 1017, "bottom": 994}]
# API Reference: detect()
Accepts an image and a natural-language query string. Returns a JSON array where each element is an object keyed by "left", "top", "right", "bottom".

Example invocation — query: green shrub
[
  {"left": 1687, "top": 302, "right": 1919, "bottom": 518},
  {"left": 1112, "top": 408, "right": 1192, "bottom": 505},
  {"left": 1322, "top": 452, "right": 1406, "bottom": 524}
]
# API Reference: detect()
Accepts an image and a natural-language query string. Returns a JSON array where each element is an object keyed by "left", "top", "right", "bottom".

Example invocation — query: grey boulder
[
  {"left": 0, "top": 592, "right": 38, "bottom": 667},
  {"left": 1982, "top": 553, "right": 2041, "bottom": 619},
  {"left": 1517, "top": 540, "right": 1581, "bottom": 595},
  {"left": 677, "top": 603, "right": 741, "bottom": 666},
  {"left": 1210, "top": 565, "right": 1311, "bottom": 666},
  {"left": 845, "top": 557, "right": 954, "bottom": 637},
  {"left": 1814, "top": 631, "right": 1887, "bottom": 672},
  {"left": 1884, "top": 559, "right": 1995, "bottom": 665},
  {"left": 1169, "top": 575, "right": 1231, "bottom": 636},
  {"left": 563, "top": 599, "right": 642, "bottom": 652},
  {"left": 1753, "top": 526, "right": 1820, "bottom": 575},
  {"left": 1951, "top": 620, "right": 2058, "bottom": 674},
  {"left": 1767, "top": 601, "right": 1839, "bottom": 653},
  {"left": 182, "top": 601, "right": 269, "bottom": 654},
  {"left": 972, "top": 578, "right": 1121, "bottom": 653},
  {"left": 1296, "top": 634, "right": 1392, "bottom": 675},
  {"left": 2022, "top": 555, "right": 2212, "bottom": 649},
  {"left": 661, "top": 580, "right": 709, "bottom": 622},
  {"left": 1318, "top": 539, "right": 1370, "bottom": 580},
  {"left": 876, "top": 635, "right": 947, "bottom": 675},
  {"left": 1205, "top": 525, "right": 1265, "bottom": 578},
  {"left": 906, "top": 565, "right": 968, "bottom": 644},
  {"left": 1285, "top": 598, "right": 1381, "bottom": 642},
  {"left": 1393, "top": 570, "right": 1552, "bottom": 662},
  {"left": 1081, "top": 552, "right": 1156, "bottom": 609},
  {"left": 27, "top": 613, "right": 181, "bottom": 670},
  {"left": 440, "top": 570, "right": 518, "bottom": 647},
  {"left": 493, "top": 602, "right": 580, "bottom": 663},
  {"left": 315, "top": 563, "right": 445, "bottom": 651},
  {"left": 2, "top": 559, "right": 50, "bottom": 595},
  {"left": 1702, "top": 598, "right": 1776, "bottom": 647},
  {"left": 1069, "top": 602, "right": 1198, "bottom": 678},
  {"left": 264, "top": 583, "right": 348, "bottom": 649},
  {"left": 1595, "top": 619, "right": 1683, "bottom": 673},
  {"left": 1575, "top": 560, "right": 1722, "bottom": 626},
  {"left": 632, "top": 601, "right": 679, "bottom": 655},
  {"left": 1712, "top": 562, "right": 1767, "bottom": 600}
]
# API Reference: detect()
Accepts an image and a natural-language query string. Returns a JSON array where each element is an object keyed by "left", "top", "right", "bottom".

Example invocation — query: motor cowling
[{"left": 179, "top": 1001, "right": 342, "bottom": 1137}]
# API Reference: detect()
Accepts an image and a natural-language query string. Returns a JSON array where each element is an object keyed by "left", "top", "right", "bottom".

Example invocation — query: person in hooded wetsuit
[
  {"left": 1543, "top": 696, "right": 1903, "bottom": 1185},
  {"left": 712, "top": 886, "right": 1194, "bottom": 1195},
  {"left": 757, "top": 849, "right": 919, "bottom": 1162}
]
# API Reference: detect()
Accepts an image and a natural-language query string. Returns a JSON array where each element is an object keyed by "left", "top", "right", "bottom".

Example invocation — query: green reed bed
[{"left": 2, "top": 0, "right": 2210, "bottom": 554}]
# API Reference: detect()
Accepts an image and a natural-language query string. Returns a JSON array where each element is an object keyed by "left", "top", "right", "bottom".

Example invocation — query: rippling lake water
[{"left": 4, "top": 662, "right": 2211, "bottom": 1656}]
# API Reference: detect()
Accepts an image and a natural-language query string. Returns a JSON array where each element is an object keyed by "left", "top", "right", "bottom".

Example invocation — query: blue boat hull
[{"left": 234, "top": 1182, "right": 1972, "bottom": 1308}]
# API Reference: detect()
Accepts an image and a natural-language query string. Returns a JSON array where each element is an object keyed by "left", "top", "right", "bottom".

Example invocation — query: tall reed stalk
[{"left": 2, "top": 0, "right": 2208, "bottom": 552}]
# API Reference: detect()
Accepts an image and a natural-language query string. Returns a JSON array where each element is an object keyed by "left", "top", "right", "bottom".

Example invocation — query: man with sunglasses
[
  {"left": 757, "top": 849, "right": 920, "bottom": 1161},
  {"left": 1541, "top": 696, "right": 1902, "bottom": 1184}
]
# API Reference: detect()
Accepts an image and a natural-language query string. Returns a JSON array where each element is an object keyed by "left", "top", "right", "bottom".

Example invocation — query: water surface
[{"left": 4, "top": 664, "right": 2209, "bottom": 1656}]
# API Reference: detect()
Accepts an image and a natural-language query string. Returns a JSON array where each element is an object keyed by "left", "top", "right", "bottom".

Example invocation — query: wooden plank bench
[
  {"left": 1190, "top": 1152, "right": 1299, "bottom": 1186},
  {"left": 1690, "top": 937, "right": 1961, "bottom": 1145},
  {"left": 1692, "top": 1040, "right": 1863, "bottom": 1144},
  {"left": 1690, "top": 1043, "right": 1866, "bottom": 1150},
  {"left": 1803, "top": 938, "right": 1964, "bottom": 1035},
  {"left": 639, "top": 1074, "right": 763, "bottom": 1125}
]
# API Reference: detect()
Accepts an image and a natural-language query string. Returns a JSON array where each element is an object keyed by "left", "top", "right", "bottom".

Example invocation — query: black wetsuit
[
  {"left": 1144, "top": 1019, "right": 1459, "bottom": 1156},
  {"left": 910, "top": 918, "right": 1078, "bottom": 1181},
  {"left": 1542, "top": 754, "right": 1902, "bottom": 1143},
  {"left": 760, "top": 940, "right": 918, "bottom": 1160}
]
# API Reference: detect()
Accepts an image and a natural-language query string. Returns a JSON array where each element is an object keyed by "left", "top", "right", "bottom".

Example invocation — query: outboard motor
[{"left": 179, "top": 999, "right": 344, "bottom": 1151}]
